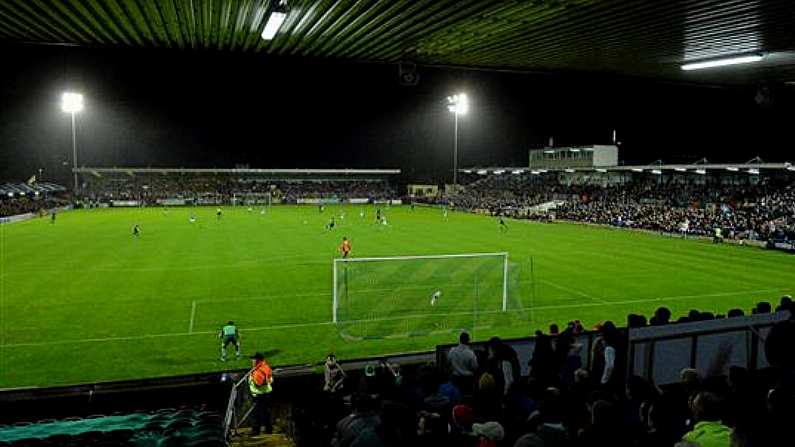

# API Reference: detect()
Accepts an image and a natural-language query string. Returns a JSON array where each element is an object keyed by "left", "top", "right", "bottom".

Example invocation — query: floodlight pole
[
  {"left": 453, "top": 111, "right": 459, "bottom": 188},
  {"left": 71, "top": 112, "right": 78, "bottom": 194}
]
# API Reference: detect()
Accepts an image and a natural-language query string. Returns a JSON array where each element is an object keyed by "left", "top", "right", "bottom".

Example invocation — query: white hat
[{"left": 472, "top": 422, "right": 505, "bottom": 441}]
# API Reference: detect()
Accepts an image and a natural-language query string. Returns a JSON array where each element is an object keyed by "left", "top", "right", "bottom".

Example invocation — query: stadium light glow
[
  {"left": 747, "top": 168, "right": 760, "bottom": 175},
  {"left": 695, "top": 169, "right": 707, "bottom": 175},
  {"left": 447, "top": 93, "right": 468, "bottom": 115},
  {"left": 261, "top": 10, "right": 287, "bottom": 40},
  {"left": 651, "top": 169, "right": 662, "bottom": 175},
  {"left": 463, "top": 169, "right": 472, "bottom": 174},
  {"left": 726, "top": 167, "right": 739, "bottom": 172},
  {"left": 512, "top": 169, "right": 524, "bottom": 175},
  {"left": 530, "top": 170, "right": 540, "bottom": 175},
  {"left": 493, "top": 169, "right": 505, "bottom": 175},
  {"left": 61, "top": 92, "right": 84, "bottom": 113},
  {"left": 569, "top": 148, "right": 581, "bottom": 153},
  {"left": 543, "top": 150, "right": 555, "bottom": 154},
  {"left": 631, "top": 168, "right": 643, "bottom": 173},
  {"left": 477, "top": 169, "right": 487, "bottom": 175},
  {"left": 564, "top": 169, "right": 575, "bottom": 173},
  {"left": 787, "top": 166, "right": 795, "bottom": 172},
  {"left": 61, "top": 92, "right": 84, "bottom": 194},
  {"left": 583, "top": 147, "right": 594, "bottom": 152},
  {"left": 674, "top": 167, "right": 687, "bottom": 172},
  {"left": 448, "top": 93, "right": 469, "bottom": 187},
  {"left": 681, "top": 54, "right": 763, "bottom": 71},
  {"left": 595, "top": 168, "right": 607, "bottom": 173}
]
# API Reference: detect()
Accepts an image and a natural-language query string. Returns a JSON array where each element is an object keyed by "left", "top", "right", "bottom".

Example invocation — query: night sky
[{"left": 1, "top": 43, "right": 794, "bottom": 184}]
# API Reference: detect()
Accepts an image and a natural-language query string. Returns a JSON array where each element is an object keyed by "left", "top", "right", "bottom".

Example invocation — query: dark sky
[{"left": 1, "top": 43, "right": 794, "bottom": 184}]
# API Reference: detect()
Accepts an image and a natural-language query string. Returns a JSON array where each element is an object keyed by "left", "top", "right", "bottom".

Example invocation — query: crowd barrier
[{"left": 628, "top": 310, "right": 791, "bottom": 385}]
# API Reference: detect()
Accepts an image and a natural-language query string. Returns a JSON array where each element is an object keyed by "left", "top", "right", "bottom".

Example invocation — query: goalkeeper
[{"left": 219, "top": 320, "right": 241, "bottom": 361}]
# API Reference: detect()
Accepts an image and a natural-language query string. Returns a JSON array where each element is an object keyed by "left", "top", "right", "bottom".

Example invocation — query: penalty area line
[
  {"left": 189, "top": 301, "right": 197, "bottom": 334},
  {"left": 539, "top": 279, "right": 608, "bottom": 304}
]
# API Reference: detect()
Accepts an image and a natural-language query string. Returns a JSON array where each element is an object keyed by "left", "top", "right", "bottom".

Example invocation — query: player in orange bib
[{"left": 340, "top": 237, "right": 352, "bottom": 258}]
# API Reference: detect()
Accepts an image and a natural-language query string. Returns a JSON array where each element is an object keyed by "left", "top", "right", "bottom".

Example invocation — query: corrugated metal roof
[{"left": 1, "top": 0, "right": 793, "bottom": 84}]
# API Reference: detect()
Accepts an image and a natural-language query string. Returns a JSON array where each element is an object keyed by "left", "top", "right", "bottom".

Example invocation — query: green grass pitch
[{"left": 1, "top": 205, "right": 794, "bottom": 389}]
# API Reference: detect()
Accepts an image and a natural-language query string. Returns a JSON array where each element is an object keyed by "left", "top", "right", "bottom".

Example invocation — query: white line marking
[
  {"left": 540, "top": 279, "right": 608, "bottom": 304},
  {"left": 0, "top": 287, "right": 786, "bottom": 349},
  {"left": 189, "top": 301, "right": 197, "bottom": 334}
]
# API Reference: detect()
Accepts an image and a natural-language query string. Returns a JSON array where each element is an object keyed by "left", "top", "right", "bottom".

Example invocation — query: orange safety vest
[{"left": 249, "top": 361, "right": 273, "bottom": 395}]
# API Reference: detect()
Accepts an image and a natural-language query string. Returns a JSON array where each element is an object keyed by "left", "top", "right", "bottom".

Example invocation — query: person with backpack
[{"left": 249, "top": 352, "right": 274, "bottom": 435}]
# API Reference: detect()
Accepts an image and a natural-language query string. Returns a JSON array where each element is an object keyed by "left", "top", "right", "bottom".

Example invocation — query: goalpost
[{"left": 332, "top": 252, "right": 513, "bottom": 339}]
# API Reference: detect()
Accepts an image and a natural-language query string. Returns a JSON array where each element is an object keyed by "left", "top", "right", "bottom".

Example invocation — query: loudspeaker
[{"left": 398, "top": 62, "right": 419, "bottom": 86}]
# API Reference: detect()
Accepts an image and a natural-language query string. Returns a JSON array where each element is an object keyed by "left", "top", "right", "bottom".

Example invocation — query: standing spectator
[
  {"left": 447, "top": 332, "right": 478, "bottom": 395},
  {"left": 248, "top": 352, "right": 274, "bottom": 435},
  {"left": 556, "top": 330, "right": 582, "bottom": 387},
  {"left": 680, "top": 392, "right": 731, "bottom": 447},
  {"left": 530, "top": 331, "right": 558, "bottom": 387},
  {"left": 488, "top": 337, "right": 520, "bottom": 396},
  {"left": 323, "top": 353, "right": 346, "bottom": 394},
  {"left": 650, "top": 307, "right": 672, "bottom": 326},
  {"left": 597, "top": 321, "right": 619, "bottom": 391}
]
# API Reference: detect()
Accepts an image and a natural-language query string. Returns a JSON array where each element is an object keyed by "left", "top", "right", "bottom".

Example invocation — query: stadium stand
[
  {"left": 77, "top": 170, "right": 397, "bottom": 206},
  {"left": 0, "top": 408, "right": 224, "bottom": 446},
  {"left": 448, "top": 172, "right": 795, "bottom": 244},
  {"left": 0, "top": 182, "right": 68, "bottom": 218}
]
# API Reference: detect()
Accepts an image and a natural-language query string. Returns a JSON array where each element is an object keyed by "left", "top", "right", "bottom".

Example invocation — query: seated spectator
[
  {"left": 513, "top": 387, "right": 568, "bottom": 447},
  {"left": 646, "top": 396, "right": 687, "bottom": 447},
  {"left": 332, "top": 394, "right": 381, "bottom": 447},
  {"left": 681, "top": 391, "right": 731, "bottom": 447},
  {"left": 680, "top": 369, "right": 702, "bottom": 397},
  {"left": 578, "top": 399, "right": 633, "bottom": 447},
  {"left": 416, "top": 411, "right": 449, "bottom": 447},
  {"left": 472, "top": 421, "right": 505, "bottom": 447}
]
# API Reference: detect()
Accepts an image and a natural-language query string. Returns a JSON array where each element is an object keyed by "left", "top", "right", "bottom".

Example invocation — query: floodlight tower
[
  {"left": 61, "top": 92, "right": 84, "bottom": 193},
  {"left": 447, "top": 93, "right": 468, "bottom": 187}
]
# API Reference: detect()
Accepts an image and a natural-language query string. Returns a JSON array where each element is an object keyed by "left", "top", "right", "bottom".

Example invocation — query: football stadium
[{"left": 1, "top": 2, "right": 795, "bottom": 447}]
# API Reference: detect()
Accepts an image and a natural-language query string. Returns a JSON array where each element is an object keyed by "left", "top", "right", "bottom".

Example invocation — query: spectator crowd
[
  {"left": 79, "top": 173, "right": 396, "bottom": 205},
  {"left": 446, "top": 174, "right": 795, "bottom": 243},
  {"left": 301, "top": 296, "right": 794, "bottom": 447}
]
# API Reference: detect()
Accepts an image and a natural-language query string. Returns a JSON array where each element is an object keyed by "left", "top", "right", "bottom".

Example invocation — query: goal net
[{"left": 333, "top": 252, "right": 525, "bottom": 339}]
